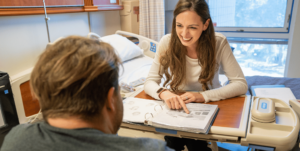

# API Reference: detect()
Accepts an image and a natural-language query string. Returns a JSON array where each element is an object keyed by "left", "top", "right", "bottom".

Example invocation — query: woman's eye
[
  {"left": 190, "top": 27, "right": 197, "bottom": 29},
  {"left": 176, "top": 25, "right": 182, "bottom": 27}
]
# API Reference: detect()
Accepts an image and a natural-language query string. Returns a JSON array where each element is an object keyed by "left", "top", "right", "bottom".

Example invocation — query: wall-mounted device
[
  {"left": 120, "top": 0, "right": 139, "bottom": 34},
  {"left": 0, "top": 71, "right": 19, "bottom": 147}
]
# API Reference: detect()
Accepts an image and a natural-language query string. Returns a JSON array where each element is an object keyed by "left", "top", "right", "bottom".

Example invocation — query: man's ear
[
  {"left": 105, "top": 87, "right": 116, "bottom": 111},
  {"left": 203, "top": 19, "right": 210, "bottom": 31}
]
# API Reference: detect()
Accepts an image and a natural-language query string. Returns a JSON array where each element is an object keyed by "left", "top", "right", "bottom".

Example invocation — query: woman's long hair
[{"left": 159, "top": 0, "right": 216, "bottom": 92}]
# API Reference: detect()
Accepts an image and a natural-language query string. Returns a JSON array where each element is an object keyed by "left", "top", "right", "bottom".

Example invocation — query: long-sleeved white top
[{"left": 144, "top": 33, "right": 248, "bottom": 103}]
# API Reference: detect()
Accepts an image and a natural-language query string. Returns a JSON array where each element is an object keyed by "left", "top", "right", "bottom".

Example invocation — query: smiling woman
[
  {"left": 144, "top": 0, "right": 248, "bottom": 150},
  {"left": 144, "top": 0, "right": 247, "bottom": 108},
  {"left": 161, "top": 1, "right": 217, "bottom": 94}
]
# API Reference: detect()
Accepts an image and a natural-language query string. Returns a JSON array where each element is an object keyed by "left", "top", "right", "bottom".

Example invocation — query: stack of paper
[{"left": 251, "top": 85, "right": 296, "bottom": 105}]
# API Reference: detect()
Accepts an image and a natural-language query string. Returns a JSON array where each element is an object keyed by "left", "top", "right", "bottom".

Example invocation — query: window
[
  {"left": 229, "top": 41, "right": 288, "bottom": 77},
  {"left": 208, "top": 0, "right": 293, "bottom": 33},
  {"left": 206, "top": 0, "right": 294, "bottom": 77}
]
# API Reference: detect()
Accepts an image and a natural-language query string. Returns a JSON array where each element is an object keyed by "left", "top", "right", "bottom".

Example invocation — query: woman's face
[{"left": 175, "top": 10, "right": 209, "bottom": 49}]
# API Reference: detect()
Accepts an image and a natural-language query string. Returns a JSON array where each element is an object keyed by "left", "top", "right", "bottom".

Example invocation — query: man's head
[{"left": 30, "top": 36, "right": 123, "bottom": 130}]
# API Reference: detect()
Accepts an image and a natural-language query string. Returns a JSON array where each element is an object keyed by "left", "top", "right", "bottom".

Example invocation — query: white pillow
[{"left": 100, "top": 34, "right": 143, "bottom": 62}]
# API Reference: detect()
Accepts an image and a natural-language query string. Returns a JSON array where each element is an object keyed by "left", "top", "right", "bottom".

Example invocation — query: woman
[{"left": 144, "top": 0, "right": 248, "bottom": 150}]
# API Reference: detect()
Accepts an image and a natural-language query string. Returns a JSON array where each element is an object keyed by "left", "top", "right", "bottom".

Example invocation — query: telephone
[{"left": 251, "top": 97, "right": 276, "bottom": 123}]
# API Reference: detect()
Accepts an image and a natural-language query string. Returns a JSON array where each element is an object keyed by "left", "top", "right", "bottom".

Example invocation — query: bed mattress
[{"left": 119, "top": 55, "right": 153, "bottom": 86}]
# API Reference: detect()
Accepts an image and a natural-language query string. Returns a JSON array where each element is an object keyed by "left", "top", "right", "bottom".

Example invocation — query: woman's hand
[
  {"left": 180, "top": 92, "right": 205, "bottom": 104},
  {"left": 159, "top": 90, "right": 190, "bottom": 114}
]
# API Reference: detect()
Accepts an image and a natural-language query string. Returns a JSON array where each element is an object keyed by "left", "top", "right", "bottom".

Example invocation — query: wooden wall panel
[
  {"left": 93, "top": 0, "right": 122, "bottom": 10},
  {"left": 0, "top": 0, "right": 84, "bottom": 7},
  {"left": 84, "top": 0, "right": 93, "bottom": 6},
  {"left": 0, "top": 7, "right": 84, "bottom": 16},
  {"left": 0, "top": 0, "right": 122, "bottom": 16},
  {"left": 20, "top": 81, "right": 40, "bottom": 117},
  {"left": 93, "top": 0, "right": 120, "bottom": 6}
]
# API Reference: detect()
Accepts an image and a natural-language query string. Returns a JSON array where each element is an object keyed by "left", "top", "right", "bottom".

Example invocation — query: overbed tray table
[{"left": 121, "top": 90, "right": 251, "bottom": 145}]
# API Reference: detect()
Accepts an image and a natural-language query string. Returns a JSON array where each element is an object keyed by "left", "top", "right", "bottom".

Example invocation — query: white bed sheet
[{"left": 119, "top": 55, "right": 153, "bottom": 86}]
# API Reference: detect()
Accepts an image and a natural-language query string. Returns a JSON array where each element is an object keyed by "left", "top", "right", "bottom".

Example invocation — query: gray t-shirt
[{"left": 0, "top": 122, "right": 173, "bottom": 151}]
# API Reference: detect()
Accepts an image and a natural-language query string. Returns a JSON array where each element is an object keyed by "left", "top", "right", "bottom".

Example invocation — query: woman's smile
[{"left": 182, "top": 37, "right": 192, "bottom": 41}]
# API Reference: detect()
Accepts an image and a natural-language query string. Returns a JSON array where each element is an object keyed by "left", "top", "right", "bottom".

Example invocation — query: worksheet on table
[{"left": 254, "top": 87, "right": 296, "bottom": 104}]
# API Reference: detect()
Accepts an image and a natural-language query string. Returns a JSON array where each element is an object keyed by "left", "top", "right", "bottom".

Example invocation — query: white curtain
[{"left": 139, "top": 0, "right": 165, "bottom": 42}]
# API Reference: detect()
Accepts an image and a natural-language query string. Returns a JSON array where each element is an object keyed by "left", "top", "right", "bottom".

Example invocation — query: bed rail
[{"left": 115, "top": 30, "right": 158, "bottom": 59}]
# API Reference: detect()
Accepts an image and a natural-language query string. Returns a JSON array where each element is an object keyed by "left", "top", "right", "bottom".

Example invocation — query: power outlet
[{"left": 110, "top": 0, "right": 116, "bottom": 3}]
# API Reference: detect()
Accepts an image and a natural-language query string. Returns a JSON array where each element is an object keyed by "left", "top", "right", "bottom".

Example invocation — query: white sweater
[{"left": 144, "top": 33, "right": 248, "bottom": 103}]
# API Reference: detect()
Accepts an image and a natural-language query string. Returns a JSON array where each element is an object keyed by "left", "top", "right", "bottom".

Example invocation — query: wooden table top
[
  {"left": 20, "top": 81, "right": 246, "bottom": 129},
  {"left": 135, "top": 90, "right": 246, "bottom": 128}
]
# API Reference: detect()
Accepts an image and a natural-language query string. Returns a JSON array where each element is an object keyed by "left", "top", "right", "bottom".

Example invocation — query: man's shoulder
[
  {"left": 118, "top": 136, "right": 173, "bottom": 151},
  {"left": 5, "top": 123, "right": 35, "bottom": 138},
  {"left": 1, "top": 123, "right": 40, "bottom": 151},
  {"left": 1, "top": 122, "right": 173, "bottom": 151}
]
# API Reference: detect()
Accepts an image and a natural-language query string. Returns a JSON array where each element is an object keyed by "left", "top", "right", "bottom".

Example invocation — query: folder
[{"left": 122, "top": 97, "right": 219, "bottom": 134}]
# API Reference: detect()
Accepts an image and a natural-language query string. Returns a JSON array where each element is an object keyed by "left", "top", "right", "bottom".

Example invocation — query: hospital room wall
[
  {"left": 0, "top": 11, "right": 121, "bottom": 78},
  {"left": 285, "top": 0, "right": 300, "bottom": 78}
]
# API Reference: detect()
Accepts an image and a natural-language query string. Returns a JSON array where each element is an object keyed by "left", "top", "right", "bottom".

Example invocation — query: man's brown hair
[{"left": 30, "top": 36, "right": 121, "bottom": 121}]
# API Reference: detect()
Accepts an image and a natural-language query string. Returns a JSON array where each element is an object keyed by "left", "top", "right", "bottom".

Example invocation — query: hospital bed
[
  {"left": 7, "top": 31, "right": 300, "bottom": 151},
  {"left": 88, "top": 30, "right": 158, "bottom": 97},
  {"left": 9, "top": 30, "right": 158, "bottom": 124}
]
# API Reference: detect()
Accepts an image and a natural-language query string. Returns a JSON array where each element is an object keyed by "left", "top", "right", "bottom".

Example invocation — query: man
[{"left": 1, "top": 36, "right": 173, "bottom": 151}]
